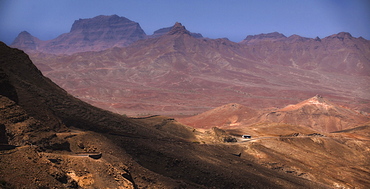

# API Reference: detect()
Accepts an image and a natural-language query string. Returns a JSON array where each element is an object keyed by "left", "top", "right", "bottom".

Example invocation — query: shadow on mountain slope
[{"left": 0, "top": 42, "right": 332, "bottom": 188}]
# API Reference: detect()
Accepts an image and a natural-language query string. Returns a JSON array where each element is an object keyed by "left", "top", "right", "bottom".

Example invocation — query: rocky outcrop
[
  {"left": 166, "top": 22, "right": 191, "bottom": 36},
  {"left": 151, "top": 23, "right": 203, "bottom": 38},
  {"left": 62, "top": 15, "right": 146, "bottom": 46},
  {"left": 241, "top": 32, "right": 287, "bottom": 44},
  {"left": 325, "top": 32, "right": 353, "bottom": 40}
]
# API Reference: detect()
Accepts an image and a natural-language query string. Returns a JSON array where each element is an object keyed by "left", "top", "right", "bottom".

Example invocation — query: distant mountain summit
[
  {"left": 68, "top": 14, "right": 146, "bottom": 41},
  {"left": 11, "top": 16, "right": 205, "bottom": 55},
  {"left": 10, "top": 31, "right": 41, "bottom": 50},
  {"left": 166, "top": 22, "right": 191, "bottom": 36},
  {"left": 325, "top": 32, "right": 353, "bottom": 40},
  {"left": 11, "top": 15, "right": 147, "bottom": 54},
  {"left": 241, "top": 32, "right": 286, "bottom": 44},
  {"left": 150, "top": 23, "right": 203, "bottom": 38}
]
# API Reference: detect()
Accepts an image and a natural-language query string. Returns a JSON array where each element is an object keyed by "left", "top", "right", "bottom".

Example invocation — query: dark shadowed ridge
[{"left": 0, "top": 41, "right": 139, "bottom": 134}]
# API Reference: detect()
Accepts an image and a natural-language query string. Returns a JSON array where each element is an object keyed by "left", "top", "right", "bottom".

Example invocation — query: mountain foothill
[{"left": 1, "top": 15, "right": 370, "bottom": 188}]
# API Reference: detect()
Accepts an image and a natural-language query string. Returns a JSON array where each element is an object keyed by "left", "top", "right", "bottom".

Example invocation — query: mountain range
[
  {"left": 2, "top": 14, "right": 370, "bottom": 188},
  {"left": 12, "top": 15, "right": 370, "bottom": 117},
  {"left": 11, "top": 15, "right": 202, "bottom": 54}
]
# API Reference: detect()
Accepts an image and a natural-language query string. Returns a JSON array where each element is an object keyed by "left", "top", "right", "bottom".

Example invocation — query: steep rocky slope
[
  {"left": 0, "top": 41, "right": 139, "bottom": 188},
  {"left": 1, "top": 42, "right": 332, "bottom": 189},
  {"left": 2, "top": 42, "right": 370, "bottom": 188}
]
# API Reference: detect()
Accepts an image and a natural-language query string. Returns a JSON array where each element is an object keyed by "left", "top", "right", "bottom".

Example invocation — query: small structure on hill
[
  {"left": 88, "top": 153, "right": 102, "bottom": 159},
  {"left": 241, "top": 135, "right": 251, "bottom": 139}
]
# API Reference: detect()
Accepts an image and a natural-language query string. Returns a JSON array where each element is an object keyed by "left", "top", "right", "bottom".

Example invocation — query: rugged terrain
[
  {"left": 0, "top": 42, "right": 318, "bottom": 188},
  {"left": 13, "top": 16, "right": 369, "bottom": 116},
  {"left": 1, "top": 41, "right": 370, "bottom": 188},
  {"left": 3, "top": 14, "right": 370, "bottom": 188}
]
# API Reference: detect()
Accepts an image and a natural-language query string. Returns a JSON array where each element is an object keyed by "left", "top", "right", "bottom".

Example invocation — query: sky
[{"left": 0, "top": 0, "right": 369, "bottom": 44}]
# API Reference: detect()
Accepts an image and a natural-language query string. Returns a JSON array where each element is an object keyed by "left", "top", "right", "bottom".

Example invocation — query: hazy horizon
[{"left": 1, "top": 0, "right": 370, "bottom": 45}]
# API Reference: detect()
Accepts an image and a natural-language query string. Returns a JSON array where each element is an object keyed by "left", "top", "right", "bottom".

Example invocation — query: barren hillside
[{"left": 0, "top": 41, "right": 335, "bottom": 189}]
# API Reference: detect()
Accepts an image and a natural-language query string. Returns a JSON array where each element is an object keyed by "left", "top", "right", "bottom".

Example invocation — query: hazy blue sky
[{"left": 0, "top": 0, "right": 369, "bottom": 44}]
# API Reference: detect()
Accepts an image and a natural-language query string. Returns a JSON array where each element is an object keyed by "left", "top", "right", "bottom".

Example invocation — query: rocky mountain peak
[
  {"left": 287, "top": 34, "right": 310, "bottom": 42},
  {"left": 11, "top": 15, "right": 148, "bottom": 54},
  {"left": 241, "top": 32, "right": 287, "bottom": 44},
  {"left": 151, "top": 24, "right": 202, "bottom": 38},
  {"left": 167, "top": 22, "right": 191, "bottom": 36},
  {"left": 244, "top": 32, "right": 287, "bottom": 41},
  {"left": 14, "top": 31, "right": 32, "bottom": 38},
  {"left": 70, "top": 14, "right": 140, "bottom": 33},
  {"left": 314, "top": 36, "right": 321, "bottom": 42},
  {"left": 68, "top": 14, "right": 146, "bottom": 43},
  {"left": 325, "top": 32, "right": 353, "bottom": 41},
  {"left": 303, "top": 95, "right": 333, "bottom": 107},
  {"left": 11, "top": 31, "right": 33, "bottom": 43},
  {"left": 11, "top": 31, "right": 40, "bottom": 50}
]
